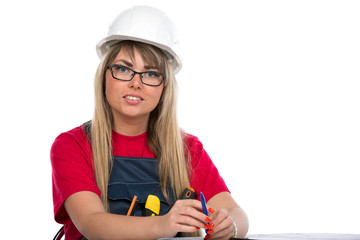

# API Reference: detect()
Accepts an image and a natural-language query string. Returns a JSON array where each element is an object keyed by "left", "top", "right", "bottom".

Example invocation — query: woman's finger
[
  {"left": 206, "top": 208, "right": 235, "bottom": 239},
  {"left": 168, "top": 199, "right": 214, "bottom": 231}
]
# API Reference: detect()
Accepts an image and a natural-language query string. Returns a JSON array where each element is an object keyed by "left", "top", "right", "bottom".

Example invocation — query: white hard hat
[{"left": 96, "top": 5, "right": 182, "bottom": 74}]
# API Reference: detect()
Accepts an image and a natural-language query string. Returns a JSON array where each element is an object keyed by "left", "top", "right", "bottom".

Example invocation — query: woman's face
[{"left": 105, "top": 48, "right": 164, "bottom": 128}]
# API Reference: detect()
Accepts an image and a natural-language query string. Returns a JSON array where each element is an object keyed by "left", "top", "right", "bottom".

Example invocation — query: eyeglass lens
[{"left": 110, "top": 65, "right": 164, "bottom": 86}]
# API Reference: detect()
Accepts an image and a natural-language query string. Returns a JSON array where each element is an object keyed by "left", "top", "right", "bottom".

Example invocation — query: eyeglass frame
[{"left": 107, "top": 64, "right": 166, "bottom": 87}]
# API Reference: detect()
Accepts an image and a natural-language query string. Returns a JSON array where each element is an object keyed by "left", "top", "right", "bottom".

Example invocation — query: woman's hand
[
  {"left": 205, "top": 192, "right": 249, "bottom": 239},
  {"left": 206, "top": 208, "right": 236, "bottom": 239},
  {"left": 157, "top": 199, "right": 212, "bottom": 237}
]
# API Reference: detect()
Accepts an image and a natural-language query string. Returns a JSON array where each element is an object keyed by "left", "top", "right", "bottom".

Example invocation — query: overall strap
[{"left": 83, "top": 120, "right": 92, "bottom": 141}]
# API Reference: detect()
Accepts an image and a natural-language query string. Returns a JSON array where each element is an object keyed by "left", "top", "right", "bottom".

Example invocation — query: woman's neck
[{"left": 112, "top": 115, "right": 149, "bottom": 136}]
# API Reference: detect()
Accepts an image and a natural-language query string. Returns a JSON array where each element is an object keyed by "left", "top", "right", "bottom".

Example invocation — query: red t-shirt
[{"left": 51, "top": 125, "right": 229, "bottom": 240}]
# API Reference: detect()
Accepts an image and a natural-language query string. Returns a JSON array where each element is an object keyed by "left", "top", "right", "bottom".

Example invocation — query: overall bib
[
  {"left": 55, "top": 156, "right": 187, "bottom": 240},
  {"left": 108, "top": 156, "right": 177, "bottom": 216}
]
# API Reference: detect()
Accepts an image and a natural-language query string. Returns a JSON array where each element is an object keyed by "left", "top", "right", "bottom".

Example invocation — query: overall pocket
[{"left": 108, "top": 181, "right": 174, "bottom": 216}]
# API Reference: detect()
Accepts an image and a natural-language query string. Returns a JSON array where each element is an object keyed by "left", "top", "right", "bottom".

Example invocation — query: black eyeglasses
[{"left": 108, "top": 64, "right": 166, "bottom": 87}]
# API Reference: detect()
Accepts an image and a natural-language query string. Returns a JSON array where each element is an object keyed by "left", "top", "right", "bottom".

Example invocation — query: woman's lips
[{"left": 123, "top": 94, "right": 144, "bottom": 104}]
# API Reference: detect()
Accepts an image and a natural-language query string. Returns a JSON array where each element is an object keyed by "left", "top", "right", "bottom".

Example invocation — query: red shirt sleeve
[
  {"left": 185, "top": 133, "right": 230, "bottom": 202},
  {"left": 50, "top": 126, "right": 101, "bottom": 224}
]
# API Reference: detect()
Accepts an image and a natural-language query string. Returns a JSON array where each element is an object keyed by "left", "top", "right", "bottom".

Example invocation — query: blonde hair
[{"left": 87, "top": 41, "right": 191, "bottom": 212}]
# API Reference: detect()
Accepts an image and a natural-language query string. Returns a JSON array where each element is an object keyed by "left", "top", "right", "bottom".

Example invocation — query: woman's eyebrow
[
  {"left": 143, "top": 65, "right": 159, "bottom": 70},
  {"left": 114, "top": 59, "right": 133, "bottom": 67},
  {"left": 114, "top": 59, "right": 159, "bottom": 71}
]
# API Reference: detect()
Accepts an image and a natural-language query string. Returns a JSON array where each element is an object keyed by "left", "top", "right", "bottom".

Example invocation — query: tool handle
[
  {"left": 179, "top": 187, "right": 195, "bottom": 200},
  {"left": 145, "top": 195, "right": 160, "bottom": 216}
]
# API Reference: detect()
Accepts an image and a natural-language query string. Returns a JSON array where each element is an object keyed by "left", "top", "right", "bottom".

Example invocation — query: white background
[{"left": 0, "top": 0, "right": 359, "bottom": 238}]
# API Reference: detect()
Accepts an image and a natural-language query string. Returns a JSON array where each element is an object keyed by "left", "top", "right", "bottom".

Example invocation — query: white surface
[{"left": 0, "top": 0, "right": 359, "bottom": 238}]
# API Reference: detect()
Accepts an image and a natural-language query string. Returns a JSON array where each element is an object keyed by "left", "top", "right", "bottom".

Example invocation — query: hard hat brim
[{"left": 96, "top": 35, "right": 182, "bottom": 74}]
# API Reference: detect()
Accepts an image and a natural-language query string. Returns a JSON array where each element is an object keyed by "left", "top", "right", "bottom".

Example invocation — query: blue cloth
[{"left": 108, "top": 156, "right": 176, "bottom": 216}]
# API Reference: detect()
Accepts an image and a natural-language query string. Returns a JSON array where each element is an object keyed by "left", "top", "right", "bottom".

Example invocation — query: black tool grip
[{"left": 145, "top": 208, "right": 158, "bottom": 216}]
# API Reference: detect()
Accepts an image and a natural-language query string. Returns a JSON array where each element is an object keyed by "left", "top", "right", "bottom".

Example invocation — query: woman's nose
[{"left": 128, "top": 73, "right": 142, "bottom": 89}]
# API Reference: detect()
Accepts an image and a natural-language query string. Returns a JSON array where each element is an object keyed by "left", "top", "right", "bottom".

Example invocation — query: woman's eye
[
  {"left": 112, "top": 65, "right": 129, "bottom": 73},
  {"left": 116, "top": 66, "right": 128, "bottom": 73},
  {"left": 146, "top": 72, "right": 159, "bottom": 78}
]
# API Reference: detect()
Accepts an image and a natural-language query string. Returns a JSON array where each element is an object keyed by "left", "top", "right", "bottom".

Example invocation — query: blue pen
[
  {"left": 200, "top": 192, "right": 208, "bottom": 215},
  {"left": 200, "top": 192, "right": 209, "bottom": 233}
]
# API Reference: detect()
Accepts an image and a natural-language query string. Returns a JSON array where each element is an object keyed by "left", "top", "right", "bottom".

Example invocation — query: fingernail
[
  {"left": 205, "top": 234, "right": 211, "bottom": 239},
  {"left": 196, "top": 227, "right": 200, "bottom": 230},
  {"left": 204, "top": 222, "right": 214, "bottom": 229},
  {"left": 207, "top": 229, "right": 214, "bottom": 234},
  {"left": 205, "top": 217, "right": 212, "bottom": 222},
  {"left": 208, "top": 207, "right": 215, "bottom": 213}
]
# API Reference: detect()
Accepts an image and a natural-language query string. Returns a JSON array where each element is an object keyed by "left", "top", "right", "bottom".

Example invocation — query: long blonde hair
[{"left": 87, "top": 41, "right": 191, "bottom": 211}]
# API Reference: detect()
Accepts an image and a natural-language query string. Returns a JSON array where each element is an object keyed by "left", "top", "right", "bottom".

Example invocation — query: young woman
[{"left": 51, "top": 6, "right": 248, "bottom": 240}]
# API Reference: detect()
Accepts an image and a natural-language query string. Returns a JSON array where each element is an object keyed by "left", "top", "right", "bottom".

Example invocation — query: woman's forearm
[
  {"left": 65, "top": 192, "right": 207, "bottom": 239},
  {"left": 81, "top": 212, "right": 164, "bottom": 240}
]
